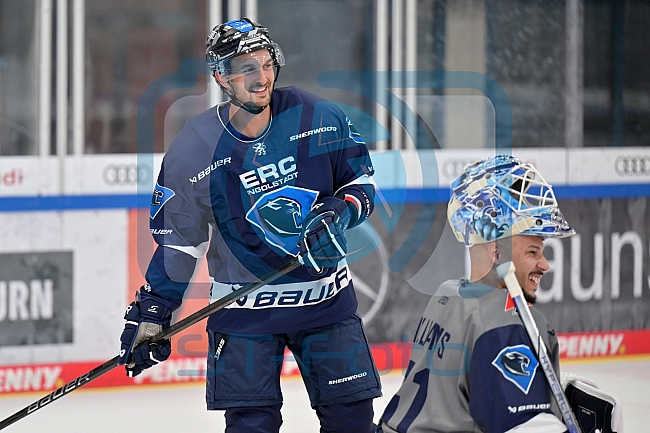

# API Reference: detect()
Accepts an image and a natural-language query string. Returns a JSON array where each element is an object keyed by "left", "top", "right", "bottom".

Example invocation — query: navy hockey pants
[
  {"left": 224, "top": 399, "right": 375, "bottom": 433},
  {"left": 206, "top": 314, "right": 382, "bottom": 432}
]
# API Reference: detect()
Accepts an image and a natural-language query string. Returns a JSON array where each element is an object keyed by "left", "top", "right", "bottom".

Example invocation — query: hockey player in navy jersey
[
  {"left": 377, "top": 155, "right": 576, "bottom": 433},
  {"left": 117, "top": 18, "right": 381, "bottom": 432}
]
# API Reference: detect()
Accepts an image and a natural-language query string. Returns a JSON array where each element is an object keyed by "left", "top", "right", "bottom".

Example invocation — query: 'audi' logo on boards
[
  {"left": 102, "top": 164, "right": 151, "bottom": 185},
  {"left": 442, "top": 159, "right": 477, "bottom": 180},
  {"left": 614, "top": 156, "right": 650, "bottom": 176}
]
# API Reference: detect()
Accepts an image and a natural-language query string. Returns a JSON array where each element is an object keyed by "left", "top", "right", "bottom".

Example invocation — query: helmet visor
[{"left": 221, "top": 45, "right": 284, "bottom": 81}]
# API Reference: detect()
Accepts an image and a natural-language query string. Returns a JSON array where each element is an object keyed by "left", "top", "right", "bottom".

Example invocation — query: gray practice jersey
[{"left": 378, "top": 279, "right": 567, "bottom": 433}]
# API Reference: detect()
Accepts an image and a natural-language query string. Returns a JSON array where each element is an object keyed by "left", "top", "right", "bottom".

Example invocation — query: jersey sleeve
[
  {"left": 145, "top": 125, "right": 214, "bottom": 302},
  {"left": 328, "top": 107, "right": 376, "bottom": 228},
  {"left": 469, "top": 324, "right": 568, "bottom": 433}
]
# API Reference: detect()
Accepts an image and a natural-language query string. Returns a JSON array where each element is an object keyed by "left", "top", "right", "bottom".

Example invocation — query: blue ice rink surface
[{"left": 1, "top": 357, "right": 648, "bottom": 432}]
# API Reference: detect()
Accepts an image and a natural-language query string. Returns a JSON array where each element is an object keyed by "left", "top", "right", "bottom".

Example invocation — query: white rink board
[
  {"left": 0, "top": 147, "right": 649, "bottom": 368},
  {"left": 0, "top": 210, "right": 128, "bottom": 365},
  {"left": 0, "top": 154, "right": 163, "bottom": 196},
  {"left": 1, "top": 148, "right": 649, "bottom": 196},
  {"left": 395, "top": 147, "right": 649, "bottom": 188}
]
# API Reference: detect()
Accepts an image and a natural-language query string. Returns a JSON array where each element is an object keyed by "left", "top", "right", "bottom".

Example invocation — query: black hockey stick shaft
[
  {"left": 496, "top": 261, "right": 581, "bottom": 433},
  {"left": 0, "top": 257, "right": 301, "bottom": 431}
]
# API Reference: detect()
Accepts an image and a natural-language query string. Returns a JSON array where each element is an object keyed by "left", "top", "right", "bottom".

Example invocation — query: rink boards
[{"left": 0, "top": 147, "right": 649, "bottom": 394}]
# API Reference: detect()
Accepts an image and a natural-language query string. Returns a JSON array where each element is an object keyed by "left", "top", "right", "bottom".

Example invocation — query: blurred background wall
[{"left": 1, "top": 0, "right": 648, "bottom": 156}]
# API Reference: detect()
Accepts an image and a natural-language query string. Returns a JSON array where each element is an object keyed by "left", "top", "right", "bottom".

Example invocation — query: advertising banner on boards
[
  {"left": 0, "top": 252, "right": 73, "bottom": 346},
  {"left": 351, "top": 197, "right": 650, "bottom": 344}
]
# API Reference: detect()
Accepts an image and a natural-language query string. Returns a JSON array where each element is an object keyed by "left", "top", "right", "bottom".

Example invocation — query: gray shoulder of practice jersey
[
  {"left": 433, "top": 279, "right": 464, "bottom": 297},
  {"left": 432, "top": 279, "right": 502, "bottom": 303}
]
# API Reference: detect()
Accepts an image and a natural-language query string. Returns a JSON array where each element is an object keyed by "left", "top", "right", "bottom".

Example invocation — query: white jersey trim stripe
[
  {"left": 345, "top": 193, "right": 363, "bottom": 220},
  {"left": 163, "top": 241, "right": 209, "bottom": 259},
  {"left": 333, "top": 174, "right": 372, "bottom": 197},
  {"left": 210, "top": 262, "right": 351, "bottom": 309}
]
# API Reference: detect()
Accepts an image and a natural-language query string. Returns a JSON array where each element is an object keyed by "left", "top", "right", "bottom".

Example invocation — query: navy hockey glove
[
  {"left": 298, "top": 197, "right": 351, "bottom": 274},
  {"left": 118, "top": 285, "right": 173, "bottom": 377}
]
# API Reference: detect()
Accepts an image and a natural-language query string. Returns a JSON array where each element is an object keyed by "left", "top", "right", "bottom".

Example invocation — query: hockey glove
[
  {"left": 118, "top": 285, "right": 174, "bottom": 377},
  {"left": 298, "top": 197, "right": 351, "bottom": 275},
  {"left": 561, "top": 372, "right": 624, "bottom": 433}
]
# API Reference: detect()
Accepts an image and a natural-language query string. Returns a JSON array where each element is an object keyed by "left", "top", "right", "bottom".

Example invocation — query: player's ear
[
  {"left": 488, "top": 242, "right": 500, "bottom": 265},
  {"left": 214, "top": 72, "right": 229, "bottom": 87}
]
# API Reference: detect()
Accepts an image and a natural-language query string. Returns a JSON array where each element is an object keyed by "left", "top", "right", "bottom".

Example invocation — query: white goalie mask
[{"left": 447, "top": 155, "right": 575, "bottom": 246}]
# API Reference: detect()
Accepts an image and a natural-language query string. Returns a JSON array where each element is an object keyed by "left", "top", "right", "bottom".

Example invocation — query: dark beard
[
  {"left": 231, "top": 97, "right": 269, "bottom": 114},
  {"left": 225, "top": 81, "right": 273, "bottom": 114},
  {"left": 523, "top": 291, "right": 537, "bottom": 305}
]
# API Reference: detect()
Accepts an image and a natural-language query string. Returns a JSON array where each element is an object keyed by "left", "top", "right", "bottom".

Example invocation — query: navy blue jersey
[
  {"left": 145, "top": 86, "right": 375, "bottom": 334},
  {"left": 379, "top": 280, "right": 567, "bottom": 433}
]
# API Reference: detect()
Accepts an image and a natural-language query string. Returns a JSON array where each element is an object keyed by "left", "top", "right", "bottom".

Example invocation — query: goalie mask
[{"left": 447, "top": 155, "right": 575, "bottom": 246}]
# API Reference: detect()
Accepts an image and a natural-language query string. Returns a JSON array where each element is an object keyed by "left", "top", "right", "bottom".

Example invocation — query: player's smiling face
[
  {"left": 510, "top": 235, "right": 549, "bottom": 304},
  {"left": 226, "top": 49, "right": 275, "bottom": 110}
]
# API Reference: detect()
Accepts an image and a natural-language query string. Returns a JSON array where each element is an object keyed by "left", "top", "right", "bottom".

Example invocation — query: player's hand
[
  {"left": 298, "top": 197, "right": 351, "bottom": 275},
  {"left": 118, "top": 285, "right": 173, "bottom": 377}
]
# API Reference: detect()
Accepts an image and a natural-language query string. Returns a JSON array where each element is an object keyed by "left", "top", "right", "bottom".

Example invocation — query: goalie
[{"left": 376, "top": 155, "right": 622, "bottom": 433}]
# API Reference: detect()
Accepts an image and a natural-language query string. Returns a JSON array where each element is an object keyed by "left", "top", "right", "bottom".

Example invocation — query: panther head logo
[
  {"left": 245, "top": 186, "right": 319, "bottom": 256},
  {"left": 492, "top": 345, "right": 539, "bottom": 394},
  {"left": 257, "top": 197, "right": 303, "bottom": 237},
  {"left": 501, "top": 351, "right": 531, "bottom": 376}
]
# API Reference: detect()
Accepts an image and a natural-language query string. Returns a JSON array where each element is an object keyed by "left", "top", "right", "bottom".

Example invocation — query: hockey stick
[
  {"left": 496, "top": 261, "right": 581, "bottom": 433},
  {"left": 0, "top": 257, "right": 301, "bottom": 431}
]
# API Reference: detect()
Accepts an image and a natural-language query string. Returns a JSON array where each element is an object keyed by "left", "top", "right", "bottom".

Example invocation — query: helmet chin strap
[
  {"left": 219, "top": 79, "right": 269, "bottom": 115},
  {"left": 229, "top": 96, "right": 268, "bottom": 115},
  {"left": 214, "top": 66, "right": 281, "bottom": 116}
]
